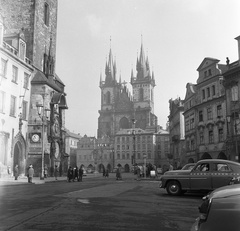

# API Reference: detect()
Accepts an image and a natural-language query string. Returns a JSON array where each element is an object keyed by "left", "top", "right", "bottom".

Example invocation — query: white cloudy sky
[{"left": 55, "top": 0, "right": 240, "bottom": 136}]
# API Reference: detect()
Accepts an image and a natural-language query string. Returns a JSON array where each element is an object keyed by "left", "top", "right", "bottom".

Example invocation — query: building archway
[
  {"left": 12, "top": 133, "right": 26, "bottom": 176},
  {"left": 117, "top": 163, "right": 122, "bottom": 168},
  {"left": 98, "top": 163, "right": 105, "bottom": 173},
  {"left": 201, "top": 152, "right": 212, "bottom": 159},
  {"left": 107, "top": 163, "right": 111, "bottom": 172},
  {"left": 124, "top": 164, "right": 130, "bottom": 172},
  {"left": 218, "top": 152, "right": 227, "bottom": 160}
]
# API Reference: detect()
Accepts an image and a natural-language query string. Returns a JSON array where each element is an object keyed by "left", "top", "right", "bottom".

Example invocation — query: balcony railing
[{"left": 2, "top": 41, "right": 31, "bottom": 65}]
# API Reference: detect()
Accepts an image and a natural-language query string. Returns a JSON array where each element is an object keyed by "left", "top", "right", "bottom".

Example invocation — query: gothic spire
[
  {"left": 105, "top": 39, "right": 116, "bottom": 84},
  {"left": 136, "top": 39, "right": 149, "bottom": 79}
]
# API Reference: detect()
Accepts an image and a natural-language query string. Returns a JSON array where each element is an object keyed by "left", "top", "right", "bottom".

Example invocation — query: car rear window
[{"left": 213, "top": 163, "right": 231, "bottom": 172}]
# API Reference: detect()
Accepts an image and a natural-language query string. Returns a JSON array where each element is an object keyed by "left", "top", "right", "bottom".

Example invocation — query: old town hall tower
[{"left": 98, "top": 42, "right": 158, "bottom": 139}]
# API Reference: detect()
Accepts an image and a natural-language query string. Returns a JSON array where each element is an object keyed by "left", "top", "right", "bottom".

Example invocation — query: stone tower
[
  {"left": 98, "top": 41, "right": 158, "bottom": 139},
  {"left": 0, "top": 0, "right": 58, "bottom": 71},
  {"left": 131, "top": 42, "right": 157, "bottom": 130},
  {"left": 98, "top": 47, "right": 133, "bottom": 138},
  {"left": 0, "top": 0, "right": 68, "bottom": 177}
]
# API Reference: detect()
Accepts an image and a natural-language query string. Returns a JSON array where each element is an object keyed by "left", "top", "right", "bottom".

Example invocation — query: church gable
[
  {"left": 184, "top": 83, "right": 196, "bottom": 102},
  {"left": 115, "top": 89, "right": 133, "bottom": 111},
  {"left": 197, "top": 58, "right": 219, "bottom": 71},
  {"left": 196, "top": 58, "right": 222, "bottom": 84}
]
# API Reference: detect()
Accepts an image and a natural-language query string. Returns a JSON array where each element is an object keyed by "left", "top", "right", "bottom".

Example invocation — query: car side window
[
  {"left": 216, "top": 164, "right": 231, "bottom": 172},
  {"left": 200, "top": 163, "right": 209, "bottom": 172},
  {"left": 194, "top": 163, "right": 209, "bottom": 172}
]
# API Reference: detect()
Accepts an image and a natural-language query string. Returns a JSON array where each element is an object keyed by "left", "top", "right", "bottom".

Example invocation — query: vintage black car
[
  {"left": 159, "top": 159, "right": 240, "bottom": 195},
  {"left": 191, "top": 184, "right": 240, "bottom": 231}
]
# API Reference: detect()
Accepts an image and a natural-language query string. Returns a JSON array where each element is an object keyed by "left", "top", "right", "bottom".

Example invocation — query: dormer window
[
  {"left": 204, "top": 71, "right": 207, "bottom": 77},
  {"left": 19, "top": 40, "right": 26, "bottom": 60},
  {"left": 208, "top": 69, "right": 212, "bottom": 76},
  {"left": 44, "top": 3, "right": 50, "bottom": 26}
]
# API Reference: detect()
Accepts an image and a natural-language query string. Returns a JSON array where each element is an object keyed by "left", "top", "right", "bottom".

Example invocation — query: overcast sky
[{"left": 55, "top": 0, "right": 240, "bottom": 137}]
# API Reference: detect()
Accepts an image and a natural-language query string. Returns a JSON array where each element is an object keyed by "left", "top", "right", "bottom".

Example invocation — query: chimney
[{"left": 235, "top": 35, "right": 240, "bottom": 61}]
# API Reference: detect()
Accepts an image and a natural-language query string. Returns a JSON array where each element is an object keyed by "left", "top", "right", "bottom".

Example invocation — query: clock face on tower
[{"left": 31, "top": 133, "right": 40, "bottom": 142}]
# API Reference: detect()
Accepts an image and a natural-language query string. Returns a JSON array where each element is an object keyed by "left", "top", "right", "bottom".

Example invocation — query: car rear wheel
[{"left": 166, "top": 181, "right": 182, "bottom": 196}]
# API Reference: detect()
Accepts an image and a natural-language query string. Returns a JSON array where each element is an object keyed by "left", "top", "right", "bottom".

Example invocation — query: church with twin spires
[{"left": 97, "top": 42, "right": 158, "bottom": 139}]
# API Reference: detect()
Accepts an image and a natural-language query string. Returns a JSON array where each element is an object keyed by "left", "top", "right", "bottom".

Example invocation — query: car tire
[{"left": 166, "top": 181, "right": 182, "bottom": 196}]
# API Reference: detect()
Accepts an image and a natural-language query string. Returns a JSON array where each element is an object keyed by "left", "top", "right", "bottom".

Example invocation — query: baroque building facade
[
  {"left": 0, "top": 15, "right": 34, "bottom": 177},
  {"left": 223, "top": 36, "right": 240, "bottom": 163},
  {"left": 0, "top": 0, "right": 68, "bottom": 178},
  {"left": 184, "top": 58, "right": 228, "bottom": 163},
  {"left": 168, "top": 97, "right": 185, "bottom": 168}
]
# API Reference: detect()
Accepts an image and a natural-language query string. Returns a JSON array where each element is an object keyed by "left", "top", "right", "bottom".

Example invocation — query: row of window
[
  {"left": 185, "top": 105, "right": 223, "bottom": 132},
  {"left": 117, "top": 143, "right": 153, "bottom": 150},
  {"left": 104, "top": 86, "right": 153, "bottom": 105},
  {"left": 0, "top": 91, "right": 28, "bottom": 119},
  {"left": 1, "top": 58, "right": 30, "bottom": 89},
  {"left": 186, "top": 128, "right": 224, "bottom": 151},
  {"left": 116, "top": 135, "right": 153, "bottom": 143},
  {"left": 202, "top": 85, "right": 216, "bottom": 100},
  {"left": 116, "top": 152, "right": 152, "bottom": 160}
]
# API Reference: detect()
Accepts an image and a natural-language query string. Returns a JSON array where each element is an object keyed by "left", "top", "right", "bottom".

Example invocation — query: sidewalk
[
  {"left": 0, "top": 173, "right": 159, "bottom": 186},
  {"left": 0, "top": 173, "right": 103, "bottom": 186}
]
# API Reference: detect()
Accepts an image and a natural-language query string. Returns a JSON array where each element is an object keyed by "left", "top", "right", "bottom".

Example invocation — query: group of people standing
[
  {"left": 67, "top": 166, "right": 84, "bottom": 182},
  {"left": 102, "top": 168, "right": 109, "bottom": 177},
  {"left": 14, "top": 164, "right": 34, "bottom": 183}
]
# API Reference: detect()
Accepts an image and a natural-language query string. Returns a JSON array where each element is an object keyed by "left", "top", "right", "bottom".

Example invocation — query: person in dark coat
[
  {"left": 73, "top": 166, "right": 79, "bottom": 182},
  {"left": 14, "top": 164, "right": 19, "bottom": 180},
  {"left": 28, "top": 165, "right": 34, "bottom": 183},
  {"left": 67, "top": 166, "right": 73, "bottom": 182},
  {"left": 103, "top": 168, "right": 106, "bottom": 177},
  {"left": 116, "top": 166, "right": 122, "bottom": 180},
  {"left": 105, "top": 169, "right": 109, "bottom": 178},
  {"left": 54, "top": 165, "right": 58, "bottom": 180},
  {"left": 79, "top": 167, "right": 83, "bottom": 182}
]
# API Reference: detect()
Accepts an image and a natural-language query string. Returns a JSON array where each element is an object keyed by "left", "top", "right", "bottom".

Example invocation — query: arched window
[
  {"left": 106, "top": 91, "right": 111, "bottom": 104},
  {"left": 139, "top": 88, "right": 144, "bottom": 101},
  {"left": 119, "top": 117, "right": 129, "bottom": 129}
]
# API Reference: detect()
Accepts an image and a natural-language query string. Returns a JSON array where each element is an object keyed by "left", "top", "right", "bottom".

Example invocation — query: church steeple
[{"left": 136, "top": 39, "right": 151, "bottom": 80}]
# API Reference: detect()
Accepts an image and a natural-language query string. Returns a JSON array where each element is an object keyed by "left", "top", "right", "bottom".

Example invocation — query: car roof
[
  {"left": 197, "top": 159, "right": 240, "bottom": 166},
  {"left": 210, "top": 184, "right": 240, "bottom": 199}
]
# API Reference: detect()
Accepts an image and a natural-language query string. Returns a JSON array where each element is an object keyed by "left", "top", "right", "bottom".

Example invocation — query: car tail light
[
  {"left": 198, "top": 195, "right": 211, "bottom": 223},
  {"left": 199, "top": 213, "right": 207, "bottom": 220}
]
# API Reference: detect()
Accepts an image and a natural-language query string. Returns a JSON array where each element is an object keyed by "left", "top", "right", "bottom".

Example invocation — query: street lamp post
[
  {"left": 132, "top": 118, "right": 136, "bottom": 166},
  {"left": 36, "top": 95, "right": 50, "bottom": 180},
  {"left": 143, "top": 153, "right": 147, "bottom": 178}
]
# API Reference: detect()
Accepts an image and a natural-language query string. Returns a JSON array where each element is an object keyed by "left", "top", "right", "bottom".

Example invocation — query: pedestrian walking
[
  {"left": 136, "top": 166, "right": 141, "bottom": 181},
  {"left": 54, "top": 165, "right": 58, "bottom": 180},
  {"left": 14, "top": 164, "right": 19, "bottom": 180},
  {"left": 67, "top": 166, "right": 73, "bottom": 182},
  {"left": 28, "top": 165, "right": 34, "bottom": 183},
  {"left": 103, "top": 168, "right": 106, "bottom": 177},
  {"left": 44, "top": 164, "right": 48, "bottom": 178},
  {"left": 105, "top": 169, "right": 109, "bottom": 178},
  {"left": 73, "top": 166, "right": 79, "bottom": 182},
  {"left": 79, "top": 166, "right": 83, "bottom": 182},
  {"left": 116, "top": 166, "right": 122, "bottom": 180}
]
